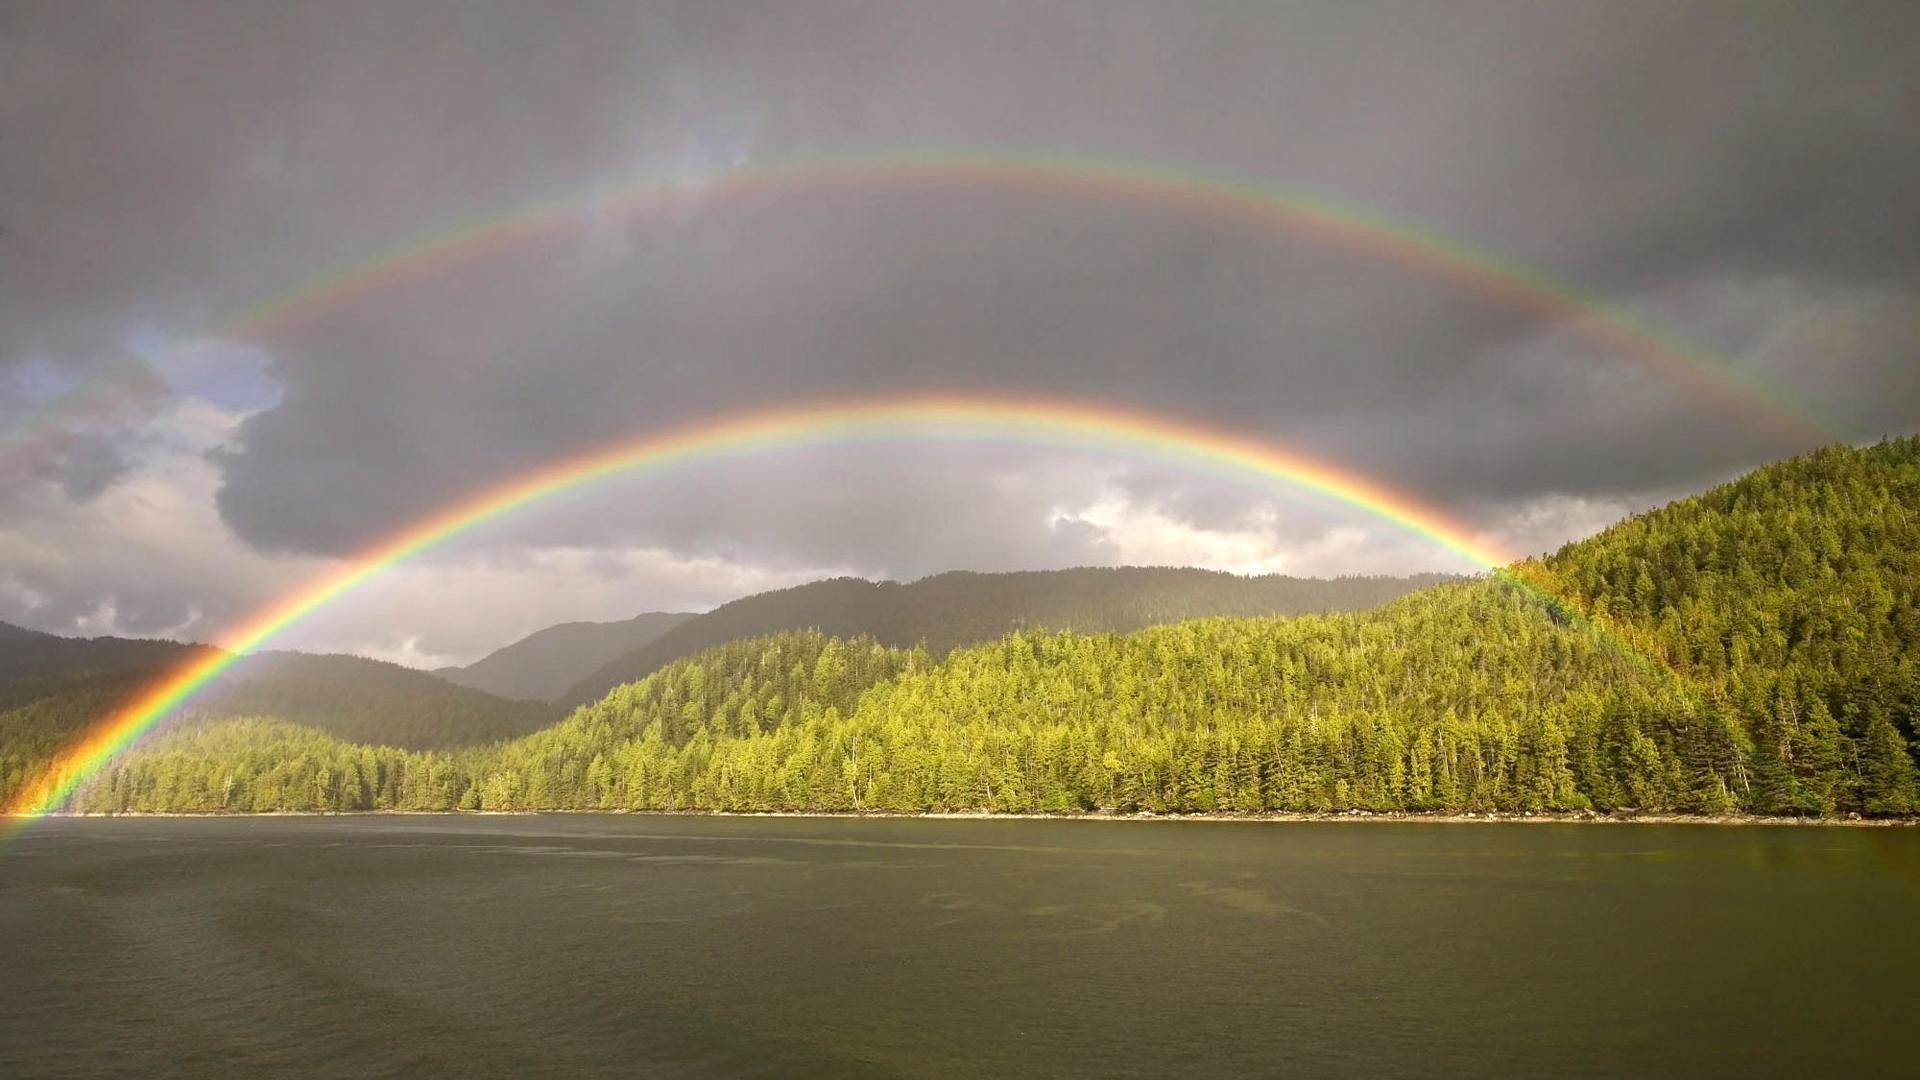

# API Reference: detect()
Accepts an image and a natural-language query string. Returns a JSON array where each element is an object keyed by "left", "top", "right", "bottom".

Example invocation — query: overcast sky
[{"left": 3, "top": 1, "right": 1916, "bottom": 666}]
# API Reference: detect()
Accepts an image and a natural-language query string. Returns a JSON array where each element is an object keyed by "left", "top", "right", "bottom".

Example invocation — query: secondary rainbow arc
[
  {"left": 205, "top": 150, "right": 1834, "bottom": 443},
  {"left": 4, "top": 150, "right": 1838, "bottom": 488},
  {"left": 5, "top": 393, "right": 1631, "bottom": 821}
]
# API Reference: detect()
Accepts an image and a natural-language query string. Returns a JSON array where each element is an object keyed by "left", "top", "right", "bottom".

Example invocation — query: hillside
[
  {"left": 1535, "top": 439, "right": 1920, "bottom": 812},
  {"left": 195, "top": 652, "right": 561, "bottom": 748},
  {"left": 0, "top": 644, "right": 559, "bottom": 806},
  {"left": 0, "top": 668, "right": 167, "bottom": 809},
  {"left": 61, "top": 585, "right": 1667, "bottom": 815},
  {"left": 435, "top": 612, "right": 693, "bottom": 702},
  {"left": 465, "top": 586, "right": 1667, "bottom": 814},
  {"left": 0, "top": 622, "right": 205, "bottom": 683},
  {"left": 35, "top": 439, "right": 1920, "bottom": 818},
  {"left": 557, "top": 568, "right": 1452, "bottom": 708}
]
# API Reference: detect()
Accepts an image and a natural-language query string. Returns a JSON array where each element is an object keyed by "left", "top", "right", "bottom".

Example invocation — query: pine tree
[{"left": 1859, "top": 713, "right": 1920, "bottom": 815}]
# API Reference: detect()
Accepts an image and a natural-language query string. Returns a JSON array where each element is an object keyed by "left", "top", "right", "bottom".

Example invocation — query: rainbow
[
  {"left": 199, "top": 150, "right": 1834, "bottom": 443},
  {"left": 5, "top": 393, "right": 1637, "bottom": 820}
]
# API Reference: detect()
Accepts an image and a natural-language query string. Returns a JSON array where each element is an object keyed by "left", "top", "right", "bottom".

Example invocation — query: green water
[{"left": 1, "top": 816, "right": 1913, "bottom": 1077}]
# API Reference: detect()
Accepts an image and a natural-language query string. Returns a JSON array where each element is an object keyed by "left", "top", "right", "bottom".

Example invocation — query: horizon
[{"left": 5, "top": 560, "right": 1479, "bottom": 670}]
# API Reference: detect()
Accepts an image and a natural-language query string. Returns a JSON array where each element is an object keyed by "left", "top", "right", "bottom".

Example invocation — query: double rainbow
[{"left": 12, "top": 147, "right": 1812, "bottom": 818}]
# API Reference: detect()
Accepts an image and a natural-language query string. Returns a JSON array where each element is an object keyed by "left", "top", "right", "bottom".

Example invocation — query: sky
[{"left": 2, "top": 1, "right": 1917, "bottom": 668}]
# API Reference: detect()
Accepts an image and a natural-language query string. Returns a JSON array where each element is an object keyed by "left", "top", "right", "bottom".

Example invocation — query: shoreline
[{"left": 12, "top": 808, "right": 1916, "bottom": 826}]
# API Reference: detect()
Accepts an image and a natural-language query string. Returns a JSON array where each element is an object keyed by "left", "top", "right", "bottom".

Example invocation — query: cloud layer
[{"left": 3, "top": 2, "right": 1916, "bottom": 661}]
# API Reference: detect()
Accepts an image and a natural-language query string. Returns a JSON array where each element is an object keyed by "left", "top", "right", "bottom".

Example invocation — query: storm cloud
[{"left": 3, "top": 1, "right": 1917, "bottom": 660}]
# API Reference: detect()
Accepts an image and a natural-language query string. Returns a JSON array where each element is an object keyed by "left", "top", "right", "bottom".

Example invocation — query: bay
[{"left": 2, "top": 816, "right": 1913, "bottom": 1078}]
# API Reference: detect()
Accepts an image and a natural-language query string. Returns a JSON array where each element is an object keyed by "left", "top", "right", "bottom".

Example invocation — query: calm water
[{"left": 2, "top": 816, "right": 1914, "bottom": 1078}]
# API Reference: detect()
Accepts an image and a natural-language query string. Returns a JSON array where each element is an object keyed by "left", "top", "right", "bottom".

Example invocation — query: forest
[
  {"left": 556, "top": 566, "right": 1452, "bottom": 707},
  {"left": 13, "top": 437, "right": 1920, "bottom": 818}
]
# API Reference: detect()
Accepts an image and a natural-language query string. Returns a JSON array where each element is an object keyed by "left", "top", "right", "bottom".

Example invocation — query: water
[{"left": 2, "top": 816, "right": 1914, "bottom": 1078}]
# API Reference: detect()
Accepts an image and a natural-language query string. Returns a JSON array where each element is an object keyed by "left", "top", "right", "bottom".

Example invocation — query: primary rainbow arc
[{"left": 9, "top": 393, "right": 1577, "bottom": 820}]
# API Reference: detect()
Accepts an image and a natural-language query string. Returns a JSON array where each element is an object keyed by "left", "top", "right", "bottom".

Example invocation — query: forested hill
[
  {"left": 435, "top": 612, "right": 694, "bottom": 702},
  {"left": 63, "top": 589, "right": 1676, "bottom": 816},
  {"left": 194, "top": 652, "right": 561, "bottom": 748},
  {"left": 0, "top": 622, "right": 206, "bottom": 683},
  {"left": 0, "top": 644, "right": 560, "bottom": 804},
  {"left": 476, "top": 431, "right": 1920, "bottom": 814},
  {"left": 1535, "top": 437, "right": 1920, "bottom": 810},
  {"left": 558, "top": 568, "right": 1452, "bottom": 709},
  {"left": 0, "top": 668, "right": 164, "bottom": 805}
]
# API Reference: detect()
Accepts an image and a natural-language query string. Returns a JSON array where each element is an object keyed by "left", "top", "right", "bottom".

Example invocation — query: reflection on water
[
  {"left": 2, "top": 816, "right": 1914, "bottom": 1078},
  {"left": 1176, "top": 880, "right": 1326, "bottom": 922}
]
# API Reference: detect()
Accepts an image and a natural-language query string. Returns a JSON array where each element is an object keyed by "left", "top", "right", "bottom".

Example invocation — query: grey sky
[{"left": 2, "top": 1, "right": 1916, "bottom": 664}]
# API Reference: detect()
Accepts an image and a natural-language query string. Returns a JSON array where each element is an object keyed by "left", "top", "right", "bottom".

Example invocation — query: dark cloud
[
  {"left": 3, "top": 1, "right": 1918, "bottom": 649},
  {"left": 38, "top": 435, "right": 128, "bottom": 502}
]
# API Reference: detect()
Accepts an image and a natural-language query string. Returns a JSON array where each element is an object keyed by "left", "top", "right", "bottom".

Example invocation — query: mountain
[
  {"left": 193, "top": 652, "right": 561, "bottom": 748},
  {"left": 0, "top": 636, "right": 560, "bottom": 802},
  {"left": 1526, "top": 439, "right": 1920, "bottom": 813},
  {"left": 0, "top": 622, "right": 205, "bottom": 683},
  {"left": 435, "top": 612, "right": 694, "bottom": 702},
  {"left": 557, "top": 568, "right": 1453, "bottom": 709},
  {"left": 0, "top": 668, "right": 168, "bottom": 805},
  {"left": 461, "top": 438, "right": 1919, "bottom": 816}
]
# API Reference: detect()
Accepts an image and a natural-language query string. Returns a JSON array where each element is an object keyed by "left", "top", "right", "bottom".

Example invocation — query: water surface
[{"left": 2, "top": 816, "right": 1913, "bottom": 1077}]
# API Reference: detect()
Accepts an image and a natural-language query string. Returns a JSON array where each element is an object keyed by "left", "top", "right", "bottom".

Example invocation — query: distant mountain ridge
[
  {"left": 435, "top": 612, "right": 694, "bottom": 702},
  {"left": 0, "top": 630, "right": 558, "bottom": 755},
  {"left": 1, "top": 568, "right": 1441, "bottom": 751},
  {"left": 196, "top": 651, "right": 561, "bottom": 748},
  {"left": 557, "top": 567, "right": 1455, "bottom": 708},
  {"left": 0, "top": 622, "right": 205, "bottom": 683}
]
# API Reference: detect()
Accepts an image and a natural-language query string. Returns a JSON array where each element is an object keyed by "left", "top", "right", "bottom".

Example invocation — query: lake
[{"left": 1, "top": 816, "right": 1914, "bottom": 1077}]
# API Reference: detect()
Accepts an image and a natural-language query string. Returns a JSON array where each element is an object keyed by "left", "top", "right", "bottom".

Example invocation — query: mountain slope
[
  {"left": 0, "top": 668, "right": 168, "bottom": 806},
  {"left": 0, "top": 622, "right": 204, "bottom": 683},
  {"left": 195, "top": 652, "right": 561, "bottom": 749},
  {"left": 0, "top": 640, "right": 560, "bottom": 806},
  {"left": 558, "top": 568, "right": 1452, "bottom": 708},
  {"left": 435, "top": 612, "right": 693, "bottom": 702},
  {"left": 471, "top": 441, "right": 1920, "bottom": 816},
  {"left": 1533, "top": 437, "right": 1920, "bottom": 812}
]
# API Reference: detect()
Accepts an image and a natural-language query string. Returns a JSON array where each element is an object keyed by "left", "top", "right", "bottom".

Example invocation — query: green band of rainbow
[{"left": 8, "top": 393, "right": 1653, "bottom": 820}]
